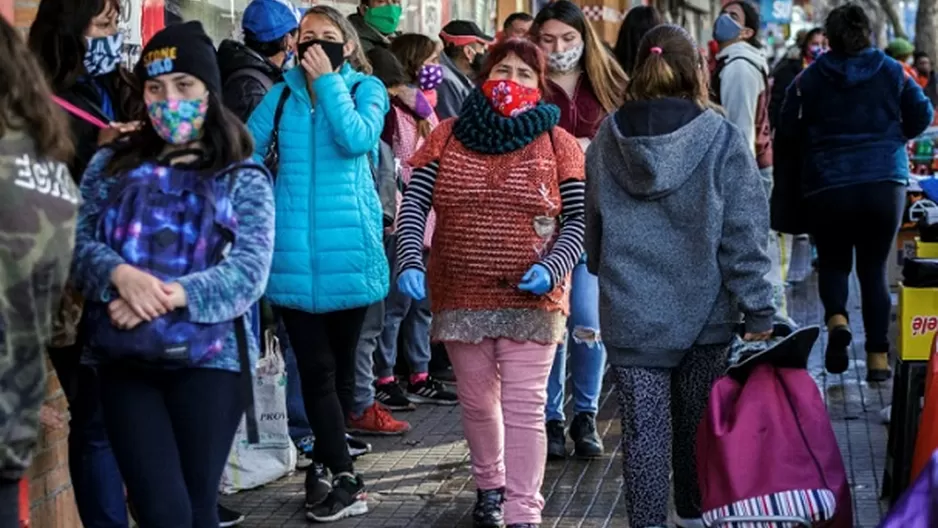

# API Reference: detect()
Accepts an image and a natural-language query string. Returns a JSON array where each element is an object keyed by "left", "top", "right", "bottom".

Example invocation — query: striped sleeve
[
  {"left": 539, "top": 179, "right": 586, "bottom": 287},
  {"left": 396, "top": 161, "right": 439, "bottom": 273}
]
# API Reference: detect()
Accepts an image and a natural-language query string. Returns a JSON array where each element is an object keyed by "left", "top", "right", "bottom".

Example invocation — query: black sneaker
[
  {"left": 218, "top": 504, "right": 245, "bottom": 527},
  {"left": 569, "top": 412, "right": 604, "bottom": 459},
  {"left": 305, "top": 463, "right": 332, "bottom": 509},
  {"left": 407, "top": 377, "right": 459, "bottom": 405},
  {"left": 507, "top": 524, "right": 538, "bottom": 528},
  {"left": 546, "top": 420, "right": 567, "bottom": 460},
  {"left": 307, "top": 473, "right": 368, "bottom": 523},
  {"left": 346, "top": 434, "right": 372, "bottom": 459},
  {"left": 473, "top": 487, "right": 505, "bottom": 527},
  {"left": 375, "top": 380, "right": 417, "bottom": 411}
]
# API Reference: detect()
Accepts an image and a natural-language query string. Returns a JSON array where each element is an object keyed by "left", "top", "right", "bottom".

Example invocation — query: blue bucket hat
[{"left": 242, "top": 0, "right": 301, "bottom": 43}]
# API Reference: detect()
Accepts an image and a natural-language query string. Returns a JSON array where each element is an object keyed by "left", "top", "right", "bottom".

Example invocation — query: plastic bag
[{"left": 219, "top": 329, "right": 296, "bottom": 494}]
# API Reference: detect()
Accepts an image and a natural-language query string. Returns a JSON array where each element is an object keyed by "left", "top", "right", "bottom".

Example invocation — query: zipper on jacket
[{"left": 309, "top": 105, "right": 318, "bottom": 310}]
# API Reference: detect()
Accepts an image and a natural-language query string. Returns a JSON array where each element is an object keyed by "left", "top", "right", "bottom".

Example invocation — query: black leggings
[
  {"left": 280, "top": 307, "right": 367, "bottom": 476},
  {"left": 810, "top": 181, "right": 905, "bottom": 353},
  {"left": 97, "top": 364, "right": 244, "bottom": 528}
]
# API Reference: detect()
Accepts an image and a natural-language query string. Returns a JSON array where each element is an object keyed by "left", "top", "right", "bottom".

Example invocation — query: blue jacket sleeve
[
  {"left": 176, "top": 167, "right": 275, "bottom": 324},
  {"left": 314, "top": 73, "right": 389, "bottom": 157},
  {"left": 70, "top": 149, "right": 125, "bottom": 303},
  {"left": 900, "top": 75, "right": 935, "bottom": 139},
  {"left": 246, "top": 85, "right": 283, "bottom": 165}
]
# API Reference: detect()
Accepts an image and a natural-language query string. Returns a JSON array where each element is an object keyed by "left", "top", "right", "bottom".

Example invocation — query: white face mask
[{"left": 547, "top": 43, "right": 584, "bottom": 73}]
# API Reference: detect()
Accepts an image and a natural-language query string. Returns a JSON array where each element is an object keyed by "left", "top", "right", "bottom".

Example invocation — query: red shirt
[{"left": 544, "top": 75, "right": 606, "bottom": 140}]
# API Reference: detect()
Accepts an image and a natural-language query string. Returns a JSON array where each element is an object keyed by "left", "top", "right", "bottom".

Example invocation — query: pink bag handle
[{"left": 53, "top": 96, "right": 109, "bottom": 129}]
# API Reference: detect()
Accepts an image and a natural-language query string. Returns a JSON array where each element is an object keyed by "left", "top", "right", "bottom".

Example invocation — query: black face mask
[{"left": 297, "top": 39, "right": 347, "bottom": 71}]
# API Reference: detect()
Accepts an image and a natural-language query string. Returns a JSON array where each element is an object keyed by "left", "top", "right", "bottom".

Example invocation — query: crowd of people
[{"left": 0, "top": 0, "right": 934, "bottom": 527}]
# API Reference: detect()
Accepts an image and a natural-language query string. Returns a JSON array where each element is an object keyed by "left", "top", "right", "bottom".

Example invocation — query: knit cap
[
  {"left": 887, "top": 38, "right": 915, "bottom": 58},
  {"left": 136, "top": 21, "right": 222, "bottom": 95}
]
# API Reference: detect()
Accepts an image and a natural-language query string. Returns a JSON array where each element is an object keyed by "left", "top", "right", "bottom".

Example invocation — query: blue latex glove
[
  {"left": 518, "top": 264, "right": 552, "bottom": 295},
  {"left": 397, "top": 269, "right": 427, "bottom": 301}
]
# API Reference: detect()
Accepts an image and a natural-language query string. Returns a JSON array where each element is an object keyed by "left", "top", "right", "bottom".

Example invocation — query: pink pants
[{"left": 446, "top": 338, "right": 556, "bottom": 525}]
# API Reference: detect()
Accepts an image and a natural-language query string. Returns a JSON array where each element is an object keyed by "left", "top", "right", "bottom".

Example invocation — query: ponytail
[{"left": 625, "top": 24, "right": 713, "bottom": 110}]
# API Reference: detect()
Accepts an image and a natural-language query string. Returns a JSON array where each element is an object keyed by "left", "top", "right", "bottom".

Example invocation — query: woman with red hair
[{"left": 395, "top": 37, "right": 586, "bottom": 528}]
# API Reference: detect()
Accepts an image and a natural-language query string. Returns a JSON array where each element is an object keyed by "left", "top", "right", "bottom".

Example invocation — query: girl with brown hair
[
  {"left": 585, "top": 25, "right": 774, "bottom": 528},
  {"left": 370, "top": 34, "right": 460, "bottom": 411},
  {"left": 529, "top": 0, "right": 628, "bottom": 461}
]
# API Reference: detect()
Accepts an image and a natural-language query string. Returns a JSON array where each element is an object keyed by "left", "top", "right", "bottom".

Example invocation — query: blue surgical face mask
[{"left": 713, "top": 14, "right": 742, "bottom": 44}]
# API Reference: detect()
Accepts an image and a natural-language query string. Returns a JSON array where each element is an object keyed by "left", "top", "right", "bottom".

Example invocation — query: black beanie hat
[{"left": 136, "top": 21, "right": 222, "bottom": 95}]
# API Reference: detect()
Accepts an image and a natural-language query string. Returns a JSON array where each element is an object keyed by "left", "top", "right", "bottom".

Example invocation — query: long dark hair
[
  {"left": 28, "top": 0, "right": 142, "bottom": 117},
  {"left": 530, "top": 0, "right": 628, "bottom": 112},
  {"left": 722, "top": 1, "right": 762, "bottom": 49},
  {"left": 614, "top": 6, "right": 663, "bottom": 75},
  {"left": 0, "top": 16, "right": 73, "bottom": 161},
  {"left": 106, "top": 91, "right": 254, "bottom": 175}
]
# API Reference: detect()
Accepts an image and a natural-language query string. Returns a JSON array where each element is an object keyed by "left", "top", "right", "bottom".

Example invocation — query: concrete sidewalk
[{"left": 222, "top": 244, "right": 891, "bottom": 527}]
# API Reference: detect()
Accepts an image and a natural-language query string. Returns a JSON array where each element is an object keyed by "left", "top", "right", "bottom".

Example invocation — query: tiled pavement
[{"left": 222, "top": 239, "right": 892, "bottom": 527}]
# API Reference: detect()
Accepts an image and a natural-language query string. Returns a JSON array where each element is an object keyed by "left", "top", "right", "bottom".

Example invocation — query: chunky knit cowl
[{"left": 452, "top": 89, "right": 561, "bottom": 154}]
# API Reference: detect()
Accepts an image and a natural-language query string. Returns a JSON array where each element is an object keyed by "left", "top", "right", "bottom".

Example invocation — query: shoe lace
[{"left": 476, "top": 489, "right": 504, "bottom": 513}]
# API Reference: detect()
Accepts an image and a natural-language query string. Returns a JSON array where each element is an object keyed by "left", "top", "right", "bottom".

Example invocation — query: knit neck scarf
[{"left": 453, "top": 89, "right": 561, "bottom": 155}]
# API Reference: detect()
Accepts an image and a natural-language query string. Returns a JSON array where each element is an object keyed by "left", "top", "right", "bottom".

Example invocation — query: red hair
[{"left": 476, "top": 37, "right": 548, "bottom": 92}]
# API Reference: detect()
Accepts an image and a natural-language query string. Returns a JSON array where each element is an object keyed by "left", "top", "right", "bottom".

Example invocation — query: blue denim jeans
[
  {"left": 48, "top": 346, "right": 128, "bottom": 528},
  {"left": 375, "top": 235, "right": 432, "bottom": 379},
  {"left": 545, "top": 260, "right": 607, "bottom": 423},
  {"left": 351, "top": 301, "right": 384, "bottom": 416}
]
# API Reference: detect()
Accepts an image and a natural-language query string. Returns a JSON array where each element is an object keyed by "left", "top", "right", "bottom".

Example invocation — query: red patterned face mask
[{"left": 481, "top": 79, "right": 541, "bottom": 118}]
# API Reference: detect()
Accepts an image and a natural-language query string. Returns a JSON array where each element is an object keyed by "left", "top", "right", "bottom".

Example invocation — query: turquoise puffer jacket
[{"left": 247, "top": 64, "right": 390, "bottom": 314}]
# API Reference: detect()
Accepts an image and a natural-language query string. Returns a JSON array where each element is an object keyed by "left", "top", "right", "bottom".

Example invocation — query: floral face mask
[
  {"left": 547, "top": 44, "right": 584, "bottom": 73},
  {"left": 146, "top": 94, "right": 209, "bottom": 145},
  {"left": 481, "top": 79, "right": 541, "bottom": 118}
]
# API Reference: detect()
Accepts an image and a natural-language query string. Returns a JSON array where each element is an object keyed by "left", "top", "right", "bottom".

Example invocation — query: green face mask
[{"left": 363, "top": 4, "right": 402, "bottom": 35}]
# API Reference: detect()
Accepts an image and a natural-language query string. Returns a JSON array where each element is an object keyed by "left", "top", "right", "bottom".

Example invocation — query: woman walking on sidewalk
[
  {"left": 70, "top": 22, "right": 275, "bottom": 528},
  {"left": 776, "top": 4, "right": 933, "bottom": 381},
  {"left": 371, "top": 33, "right": 459, "bottom": 411},
  {"left": 396, "top": 38, "right": 585, "bottom": 528},
  {"left": 246, "top": 5, "right": 388, "bottom": 522},
  {"left": 531, "top": 0, "right": 627, "bottom": 461},
  {"left": 585, "top": 25, "right": 775, "bottom": 528}
]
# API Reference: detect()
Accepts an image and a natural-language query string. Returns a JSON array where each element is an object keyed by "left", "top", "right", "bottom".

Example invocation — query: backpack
[
  {"left": 85, "top": 159, "right": 267, "bottom": 368},
  {"left": 711, "top": 56, "right": 774, "bottom": 169},
  {"left": 697, "top": 325, "right": 853, "bottom": 528}
]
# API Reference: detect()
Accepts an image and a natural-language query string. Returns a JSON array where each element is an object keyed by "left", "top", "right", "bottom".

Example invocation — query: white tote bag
[{"left": 220, "top": 329, "right": 297, "bottom": 494}]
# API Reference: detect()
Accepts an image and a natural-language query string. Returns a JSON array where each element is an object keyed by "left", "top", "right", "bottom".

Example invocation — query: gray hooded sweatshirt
[{"left": 585, "top": 98, "right": 775, "bottom": 368}]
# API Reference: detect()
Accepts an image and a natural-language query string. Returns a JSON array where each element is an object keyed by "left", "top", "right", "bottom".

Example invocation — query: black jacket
[
  {"left": 348, "top": 13, "right": 390, "bottom": 54},
  {"left": 217, "top": 40, "right": 283, "bottom": 123},
  {"left": 56, "top": 73, "right": 135, "bottom": 183},
  {"left": 769, "top": 57, "right": 802, "bottom": 130}
]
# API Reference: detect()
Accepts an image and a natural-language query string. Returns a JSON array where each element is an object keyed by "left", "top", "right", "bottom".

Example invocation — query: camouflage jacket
[{"left": 0, "top": 129, "right": 78, "bottom": 479}]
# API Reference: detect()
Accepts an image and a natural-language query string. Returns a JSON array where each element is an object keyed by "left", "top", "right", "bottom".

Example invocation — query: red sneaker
[{"left": 347, "top": 402, "right": 411, "bottom": 436}]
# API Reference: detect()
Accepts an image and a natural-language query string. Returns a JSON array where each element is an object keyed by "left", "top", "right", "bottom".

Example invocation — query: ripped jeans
[{"left": 545, "top": 258, "right": 607, "bottom": 423}]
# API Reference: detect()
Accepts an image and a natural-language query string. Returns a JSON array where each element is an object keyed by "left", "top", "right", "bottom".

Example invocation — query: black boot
[
  {"left": 570, "top": 412, "right": 603, "bottom": 459},
  {"left": 473, "top": 487, "right": 505, "bottom": 527},
  {"left": 546, "top": 420, "right": 567, "bottom": 460}
]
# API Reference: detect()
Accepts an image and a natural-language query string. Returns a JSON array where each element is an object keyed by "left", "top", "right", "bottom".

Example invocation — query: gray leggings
[{"left": 614, "top": 344, "right": 729, "bottom": 527}]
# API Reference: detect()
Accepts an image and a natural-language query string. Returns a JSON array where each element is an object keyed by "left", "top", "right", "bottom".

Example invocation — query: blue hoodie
[{"left": 778, "top": 48, "right": 934, "bottom": 195}]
